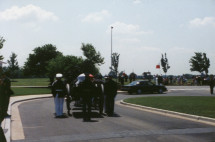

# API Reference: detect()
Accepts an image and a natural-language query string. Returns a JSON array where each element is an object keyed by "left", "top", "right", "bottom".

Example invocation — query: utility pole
[{"left": 111, "top": 26, "right": 113, "bottom": 71}]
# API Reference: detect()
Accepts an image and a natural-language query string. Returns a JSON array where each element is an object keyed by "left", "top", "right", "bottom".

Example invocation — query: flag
[{"left": 156, "top": 64, "right": 160, "bottom": 69}]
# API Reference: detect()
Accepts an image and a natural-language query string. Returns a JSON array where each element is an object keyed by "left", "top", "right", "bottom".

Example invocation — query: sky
[{"left": 0, "top": 0, "right": 215, "bottom": 76}]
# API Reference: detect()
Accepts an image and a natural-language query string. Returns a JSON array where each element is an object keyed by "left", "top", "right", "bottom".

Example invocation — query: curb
[
  {"left": 120, "top": 100, "right": 215, "bottom": 126},
  {"left": 2, "top": 94, "right": 52, "bottom": 142}
]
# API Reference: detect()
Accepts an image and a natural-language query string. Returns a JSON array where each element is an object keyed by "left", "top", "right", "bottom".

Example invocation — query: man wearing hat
[
  {"left": 52, "top": 73, "right": 67, "bottom": 118},
  {"left": 104, "top": 75, "right": 118, "bottom": 116}
]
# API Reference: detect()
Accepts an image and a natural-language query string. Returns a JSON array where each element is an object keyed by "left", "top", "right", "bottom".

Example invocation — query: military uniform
[
  {"left": 78, "top": 75, "right": 95, "bottom": 121},
  {"left": 52, "top": 74, "right": 67, "bottom": 118},
  {"left": 93, "top": 79, "right": 104, "bottom": 114},
  {"left": 0, "top": 79, "right": 7, "bottom": 142},
  {"left": 104, "top": 77, "right": 117, "bottom": 116},
  {"left": 209, "top": 76, "right": 215, "bottom": 94},
  {"left": 1, "top": 75, "right": 13, "bottom": 117}
]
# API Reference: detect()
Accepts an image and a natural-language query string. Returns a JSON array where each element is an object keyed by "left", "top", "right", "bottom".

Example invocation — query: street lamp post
[{"left": 111, "top": 26, "right": 113, "bottom": 72}]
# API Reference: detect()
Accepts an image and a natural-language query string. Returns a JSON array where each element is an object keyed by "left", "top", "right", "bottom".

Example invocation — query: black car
[{"left": 121, "top": 80, "right": 167, "bottom": 94}]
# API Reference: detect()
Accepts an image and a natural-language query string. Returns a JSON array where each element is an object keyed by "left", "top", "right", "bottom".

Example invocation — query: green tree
[
  {"left": 46, "top": 55, "right": 84, "bottom": 83},
  {"left": 81, "top": 43, "right": 104, "bottom": 74},
  {"left": 81, "top": 43, "right": 104, "bottom": 65},
  {"left": 23, "top": 44, "right": 62, "bottom": 77},
  {"left": 0, "top": 36, "right": 5, "bottom": 60},
  {"left": 189, "top": 52, "right": 210, "bottom": 75},
  {"left": 7, "top": 52, "right": 19, "bottom": 78}
]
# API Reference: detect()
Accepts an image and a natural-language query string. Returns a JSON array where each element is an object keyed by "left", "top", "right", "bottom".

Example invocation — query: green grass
[
  {"left": 124, "top": 96, "right": 215, "bottom": 118},
  {"left": 11, "top": 78, "right": 50, "bottom": 86},
  {"left": 11, "top": 87, "right": 51, "bottom": 96}
]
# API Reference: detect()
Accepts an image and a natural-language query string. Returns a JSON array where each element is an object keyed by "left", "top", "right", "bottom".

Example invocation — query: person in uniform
[
  {"left": 93, "top": 75, "right": 105, "bottom": 115},
  {"left": 0, "top": 77, "right": 7, "bottom": 142},
  {"left": 78, "top": 73, "right": 95, "bottom": 121},
  {"left": 104, "top": 75, "right": 118, "bottom": 116},
  {"left": 1, "top": 72, "right": 13, "bottom": 117},
  {"left": 52, "top": 73, "right": 67, "bottom": 118},
  {"left": 209, "top": 75, "right": 215, "bottom": 94}
]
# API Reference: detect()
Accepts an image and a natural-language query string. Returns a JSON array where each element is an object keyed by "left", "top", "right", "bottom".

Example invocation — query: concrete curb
[
  {"left": 2, "top": 94, "right": 52, "bottom": 142},
  {"left": 120, "top": 100, "right": 215, "bottom": 126}
]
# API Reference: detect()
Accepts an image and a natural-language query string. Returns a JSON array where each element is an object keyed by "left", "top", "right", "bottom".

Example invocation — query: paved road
[{"left": 12, "top": 86, "right": 215, "bottom": 142}]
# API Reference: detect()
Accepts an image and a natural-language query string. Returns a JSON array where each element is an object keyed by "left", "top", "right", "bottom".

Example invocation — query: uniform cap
[{"left": 56, "top": 73, "right": 63, "bottom": 78}]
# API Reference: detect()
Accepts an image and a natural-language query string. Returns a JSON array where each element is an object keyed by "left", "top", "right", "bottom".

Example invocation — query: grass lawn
[
  {"left": 124, "top": 96, "right": 215, "bottom": 118},
  {"left": 11, "top": 87, "right": 51, "bottom": 96},
  {"left": 11, "top": 78, "right": 50, "bottom": 86}
]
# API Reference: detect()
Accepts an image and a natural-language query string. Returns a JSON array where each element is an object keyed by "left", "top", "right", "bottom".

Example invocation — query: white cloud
[
  {"left": 107, "top": 21, "right": 153, "bottom": 35},
  {"left": 82, "top": 10, "right": 110, "bottom": 23},
  {"left": 0, "top": 4, "right": 58, "bottom": 22},
  {"left": 189, "top": 17, "right": 215, "bottom": 27},
  {"left": 133, "top": 0, "right": 142, "bottom": 4}
]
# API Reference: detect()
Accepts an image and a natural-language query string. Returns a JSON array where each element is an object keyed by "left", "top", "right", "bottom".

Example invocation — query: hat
[{"left": 56, "top": 73, "right": 63, "bottom": 78}]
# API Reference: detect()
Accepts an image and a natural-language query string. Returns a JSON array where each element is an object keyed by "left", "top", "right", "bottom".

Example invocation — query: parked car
[{"left": 121, "top": 80, "right": 167, "bottom": 94}]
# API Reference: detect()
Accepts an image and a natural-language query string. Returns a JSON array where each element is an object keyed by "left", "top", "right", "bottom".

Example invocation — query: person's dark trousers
[
  {"left": 99, "top": 94, "right": 104, "bottom": 114},
  {"left": 105, "top": 96, "right": 110, "bottom": 114},
  {"left": 3, "top": 96, "right": 10, "bottom": 116},
  {"left": 0, "top": 117, "right": 7, "bottom": 142},
  {"left": 109, "top": 97, "right": 115, "bottom": 116},
  {"left": 105, "top": 96, "right": 115, "bottom": 116},
  {"left": 82, "top": 96, "right": 92, "bottom": 121},
  {"left": 210, "top": 86, "right": 214, "bottom": 94}
]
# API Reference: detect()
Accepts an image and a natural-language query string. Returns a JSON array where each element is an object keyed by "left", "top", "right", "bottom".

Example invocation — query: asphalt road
[{"left": 13, "top": 86, "right": 215, "bottom": 142}]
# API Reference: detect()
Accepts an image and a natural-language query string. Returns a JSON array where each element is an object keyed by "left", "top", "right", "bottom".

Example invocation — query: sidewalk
[{"left": 1, "top": 94, "right": 52, "bottom": 142}]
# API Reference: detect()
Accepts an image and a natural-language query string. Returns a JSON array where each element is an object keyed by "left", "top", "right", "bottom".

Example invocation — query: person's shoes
[
  {"left": 55, "top": 115, "right": 61, "bottom": 118},
  {"left": 67, "top": 111, "right": 72, "bottom": 116},
  {"left": 57, "top": 114, "right": 68, "bottom": 118},
  {"left": 83, "top": 118, "right": 91, "bottom": 122},
  {"left": 107, "top": 113, "right": 113, "bottom": 117}
]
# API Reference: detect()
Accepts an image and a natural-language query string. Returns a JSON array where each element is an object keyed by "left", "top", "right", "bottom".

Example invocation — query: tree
[
  {"left": 23, "top": 44, "right": 62, "bottom": 77},
  {"left": 161, "top": 53, "right": 170, "bottom": 74},
  {"left": 81, "top": 43, "right": 104, "bottom": 74},
  {"left": 189, "top": 52, "right": 210, "bottom": 75},
  {"left": 7, "top": 52, "right": 19, "bottom": 78},
  {"left": 0, "top": 36, "right": 5, "bottom": 61},
  {"left": 46, "top": 55, "right": 84, "bottom": 83},
  {"left": 81, "top": 43, "right": 104, "bottom": 65},
  {"left": 110, "top": 52, "right": 120, "bottom": 77}
]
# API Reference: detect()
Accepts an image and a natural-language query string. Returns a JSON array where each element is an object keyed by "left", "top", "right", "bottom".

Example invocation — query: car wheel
[
  {"left": 136, "top": 89, "right": 142, "bottom": 94},
  {"left": 158, "top": 89, "right": 163, "bottom": 94}
]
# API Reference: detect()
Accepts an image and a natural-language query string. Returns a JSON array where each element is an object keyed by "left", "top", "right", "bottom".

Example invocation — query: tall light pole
[{"left": 111, "top": 26, "right": 113, "bottom": 72}]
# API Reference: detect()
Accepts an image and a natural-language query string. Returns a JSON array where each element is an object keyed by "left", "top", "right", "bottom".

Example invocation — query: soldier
[
  {"left": 0, "top": 77, "right": 7, "bottom": 142},
  {"left": 209, "top": 75, "right": 215, "bottom": 95},
  {"left": 104, "top": 75, "right": 118, "bottom": 116},
  {"left": 78, "top": 73, "right": 95, "bottom": 122},
  {"left": 93, "top": 75, "right": 105, "bottom": 115},
  {"left": 52, "top": 73, "right": 67, "bottom": 118},
  {"left": 1, "top": 72, "right": 13, "bottom": 117}
]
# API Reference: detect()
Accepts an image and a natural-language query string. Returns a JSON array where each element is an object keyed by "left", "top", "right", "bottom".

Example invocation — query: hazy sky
[{"left": 0, "top": 0, "right": 215, "bottom": 75}]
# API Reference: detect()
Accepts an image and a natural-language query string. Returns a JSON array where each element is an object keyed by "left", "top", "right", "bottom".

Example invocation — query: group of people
[
  {"left": 51, "top": 73, "right": 118, "bottom": 122},
  {"left": 0, "top": 72, "right": 13, "bottom": 142}
]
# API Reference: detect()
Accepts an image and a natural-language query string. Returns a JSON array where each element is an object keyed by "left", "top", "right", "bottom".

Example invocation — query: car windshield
[{"left": 129, "top": 81, "right": 138, "bottom": 86}]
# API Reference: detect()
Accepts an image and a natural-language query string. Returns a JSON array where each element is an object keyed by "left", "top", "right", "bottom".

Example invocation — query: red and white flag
[{"left": 156, "top": 62, "right": 160, "bottom": 69}]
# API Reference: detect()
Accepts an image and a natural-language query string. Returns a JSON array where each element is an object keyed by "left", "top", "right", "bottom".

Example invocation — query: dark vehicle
[{"left": 121, "top": 80, "right": 167, "bottom": 94}]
